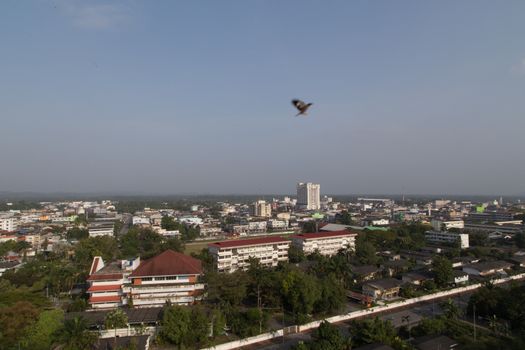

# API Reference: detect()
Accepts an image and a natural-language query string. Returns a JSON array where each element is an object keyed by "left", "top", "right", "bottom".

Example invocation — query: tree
[
  {"left": 302, "top": 221, "right": 317, "bottom": 233},
  {"left": 310, "top": 320, "right": 348, "bottom": 350},
  {"left": 161, "top": 216, "right": 180, "bottom": 231},
  {"left": 337, "top": 211, "right": 353, "bottom": 225},
  {"left": 515, "top": 232, "right": 525, "bottom": 249},
  {"left": 58, "top": 316, "right": 97, "bottom": 350},
  {"left": 441, "top": 298, "right": 461, "bottom": 320},
  {"left": 281, "top": 269, "right": 321, "bottom": 323},
  {"left": 66, "top": 227, "right": 89, "bottom": 240},
  {"left": 205, "top": 270, "right": 248, "bottom": 308},
  {"left": 160, "top": 305, "right": 194, "bottom": 348},
  {"left": 74, "top": 236, "right": 119, "bottom": 268},
  {"left": 105, "top": 308, "right": 128, "bottom": 349},
  {"left": 432, "top": 256, "right": 453, "bottom": 287},
  {"left": 0, "top": 301, "right": 39, "bottom": 349},
  {"left": 314, "top": 274, "right": 346, "bottom": 315},
  {"left": 22, "top": 309, "right": 64, "bottom": 350},
  {"left": 355, "top": 236, "right": 378, "bottom": 265},
  {"left": 349, "top": 317, "right": 398, "bottom": 347},
  {"left": 288, "top": 245, "right": 306, "bottom": 263}
]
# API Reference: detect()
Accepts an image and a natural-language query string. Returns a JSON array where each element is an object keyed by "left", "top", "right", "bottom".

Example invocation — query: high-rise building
[
  {"left": 296, "top": 182, "right": 320, "bottom": 210},
  {"left": 253, "top": 200, "right": 272, "bottom": 217}
]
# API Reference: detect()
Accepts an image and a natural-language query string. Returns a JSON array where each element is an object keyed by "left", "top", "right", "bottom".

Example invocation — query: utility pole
[{"left": 473, "top": 304, "right": 477, "bottom": 341}]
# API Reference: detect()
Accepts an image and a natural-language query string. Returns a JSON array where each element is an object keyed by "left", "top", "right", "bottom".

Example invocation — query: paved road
[{"left": 119, "top": 213, "right": 132, "bottom": 237}]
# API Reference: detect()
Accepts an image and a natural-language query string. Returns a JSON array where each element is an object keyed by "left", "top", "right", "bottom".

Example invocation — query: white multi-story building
[
  {"left": 208, "top": 236, "right": 291, "bottom": 273},
  {"left": 127, "top": 250, "right": 205, "bottom": 308},
  {"left": 87, "top": 250, "right": 204, "bottom": 309},
  {"left": 248, "top": 221, "right": 267, "bottom": 233},
  {"left": 431, "top": 219, "right": 464, "bottom": 231},
  {"left": 87, "top": 256, "right": 137, "bottom": 309},
  {"left": 291, "top": 230, "right": 357, "bottom": 256},
  {"left": 0, "top": 216, "right": 18, "bottom": 232},
  {"left": 253, "top": 200, "right": 272, "bottom": 218},
  {"left": 267, "top": 219, "right": 288, "bottom": 230},
  {"left": 297, "top": 182, "right": 321, "bottom": 210},
  {"left": 132, "top": 216, "right": 151, "bottom": 225},
  {"left": 425, "top": 230, "right": 469, "bottom": 249},
  {"left": 88, "top": 222, "right": 114, "bottom": 237},
  {"left": 179, "top": 216, "right": 203, "bottom": 226}
]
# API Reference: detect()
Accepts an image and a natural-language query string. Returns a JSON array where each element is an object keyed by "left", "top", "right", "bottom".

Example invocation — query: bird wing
[{"left": 292, "top": 99, "right": 306, "bottom": 110}]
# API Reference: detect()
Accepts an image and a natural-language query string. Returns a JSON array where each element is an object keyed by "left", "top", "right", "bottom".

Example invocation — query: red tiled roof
[
  {"left": 292, "top": 230, "right": 357, "bottom": 240},
  {"left": 208, "top": 236, "right": 290, "bottom": 249},
  {"left": 87, "top": 273, "right": 123, "bottom": 281},
  {"left": 87, "top": 284, "right": 122, "bottom": 293},
  {"left": 89, "top": 295, "right": 121, "bottom": 303},
  {"left": 129, "top": 250, "right": 202, "bottom": 277}
]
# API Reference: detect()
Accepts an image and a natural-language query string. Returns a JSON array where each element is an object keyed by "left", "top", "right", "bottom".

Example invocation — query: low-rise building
[
  {"left": 132, "top": 216, "right": 151, "bottom": 225},
  {"left": 208, "top": 236, "right": 290, "bottom": 273},
  {"left": 425, "top": 230, "right": 469, "bottom": 249},
  {"left": 452, "top": 270, "right": 469, "bottom": 285},
  {"left": 362, "top": 278, "right": 403, "bottom": 301},
  {"left": 88, "top": 222, "right": 114, "bottom": 237},
  {"left": 462, "top": 261, "right": 513, "bottom": 277},
  {"left": 431, "top": 219, "right": 464, "bottom": 231},
  {"left": 291, "top": 230, "right": 357, "bottom": 256},
  {"left": 401, "top": 271, "right": 433, "bottom": 286}
]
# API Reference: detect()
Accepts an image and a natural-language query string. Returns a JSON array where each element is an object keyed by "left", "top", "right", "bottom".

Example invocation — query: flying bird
[{"left": 291, "top": 99, "right": 313, "bottom": 116}]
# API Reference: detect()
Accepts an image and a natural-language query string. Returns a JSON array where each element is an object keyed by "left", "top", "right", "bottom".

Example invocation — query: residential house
[
  {"left": 462, "top": 261, "right": 513, "bottom": 277},
  {"left": 362, "top": 278, "right": 403, "bottom": 301}
]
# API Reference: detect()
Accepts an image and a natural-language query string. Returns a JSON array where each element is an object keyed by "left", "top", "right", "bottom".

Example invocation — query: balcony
[{"left": 130, "top": 283, "right": 205, "bottom": 294}]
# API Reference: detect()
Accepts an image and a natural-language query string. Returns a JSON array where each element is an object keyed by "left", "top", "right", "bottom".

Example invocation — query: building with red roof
[
  {"left": 86, "top": 250, "right": 203, "bottom": 309},
  {"left": 292, "top": 230, "right": 357, "bottom": 256},
  {"left": 208, "top": 236, "right": 290, "bottom": 273},
  {"left": 126, "top": 250, "right": 204, "bottom": 308},
  {"left": 87, "top": 256, "right": 139, "bottom": 309}
]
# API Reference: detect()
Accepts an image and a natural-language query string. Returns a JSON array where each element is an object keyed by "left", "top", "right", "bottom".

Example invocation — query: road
[{"left": 119, "top": 213, "right": 132, "bottom": 237}]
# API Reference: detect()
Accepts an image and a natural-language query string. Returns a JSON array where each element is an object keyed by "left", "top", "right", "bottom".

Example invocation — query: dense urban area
[{"left": 1, "top": 184, "right": 525, "bottom": 350}]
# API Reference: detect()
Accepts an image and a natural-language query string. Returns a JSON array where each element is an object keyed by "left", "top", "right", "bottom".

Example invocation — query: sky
[{"left": 1, "top": 1, "right": 525, "bottom": 196}]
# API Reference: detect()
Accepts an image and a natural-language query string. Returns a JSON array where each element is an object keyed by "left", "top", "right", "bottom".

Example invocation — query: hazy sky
[{"left": 1, "top": 1, "right": 525, "bottom": 195}]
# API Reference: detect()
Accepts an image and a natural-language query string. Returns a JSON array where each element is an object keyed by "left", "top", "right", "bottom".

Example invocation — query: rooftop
[
  {"left": 364, "top": 278, "right": 403, "bottom": 290},
  {"left": 208, "top": 236, "right": 290, "bottom": 249},
  {"left": 464, "top": 260, "right": 513, "bottom": 272},
  {"left": 129, "top": 250, "right": 202, "bottom": 277},
  {"left": 292, "top": 230, "right": 357, "bottom": 240}
]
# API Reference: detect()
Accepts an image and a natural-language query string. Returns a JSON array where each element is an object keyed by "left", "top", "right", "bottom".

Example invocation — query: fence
[{"left": 98, "top": 325, "right": 157, "bottom": 339}]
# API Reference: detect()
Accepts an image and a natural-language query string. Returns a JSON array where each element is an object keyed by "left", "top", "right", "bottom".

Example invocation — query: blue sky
[{"left": 1, "top": 1, "right": 524, "bottom": 195}]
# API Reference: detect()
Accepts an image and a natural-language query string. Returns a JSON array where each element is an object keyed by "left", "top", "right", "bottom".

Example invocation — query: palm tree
[
  {"left": 441, "top": 298, "right": 460, "bottom": 320},
  {"left": 59, "top": 316, "right": 97, "bottom": 350},
  {"left": 488, "top": 314, "right": 498, "bottom": 334}
]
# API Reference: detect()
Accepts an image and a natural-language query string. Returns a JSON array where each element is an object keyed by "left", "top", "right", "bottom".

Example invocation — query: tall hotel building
[{"left": 297, "top": 182, "right": 321, "bottom": 210}]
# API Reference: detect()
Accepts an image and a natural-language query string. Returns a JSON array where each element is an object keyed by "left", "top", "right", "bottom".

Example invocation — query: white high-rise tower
[{"left": 296, "top": 182, "right": 321, "bottom": 210}]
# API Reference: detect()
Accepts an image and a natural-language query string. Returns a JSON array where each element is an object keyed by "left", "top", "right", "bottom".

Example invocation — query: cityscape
[
  {"left": 2, "top": 1, "right": 525, "bottom": 350},
  {"left": 2, "top": 185, "right": 525, "bottom": 349}
]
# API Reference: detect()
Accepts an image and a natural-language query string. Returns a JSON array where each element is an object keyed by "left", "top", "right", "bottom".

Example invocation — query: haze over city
[{"left": 1, "top": 1, "right": 525, "bottom": 195}]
